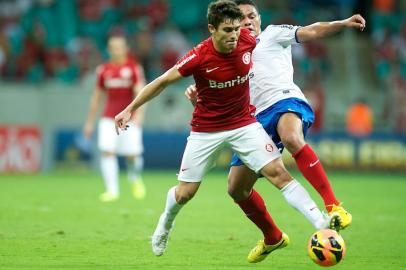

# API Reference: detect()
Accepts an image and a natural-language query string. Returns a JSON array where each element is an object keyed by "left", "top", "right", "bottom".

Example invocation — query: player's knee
[
  {"left": 280, "top": 132, "right": 304, "bottom": 152},
  {"left": 227, "top": 184, "right": 250, "bottom": 201},
  {"left": 261, "top": 160, "right": 292, "bottom": 189},
  {"left": 175, "top": 188, "right": 196, "bottom": 204}
]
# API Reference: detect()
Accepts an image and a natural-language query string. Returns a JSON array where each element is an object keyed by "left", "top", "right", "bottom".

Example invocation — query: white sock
[
  {"left": 159, "top": 186, "right": 183, "bottom": 231},
  {"left": 100, "top": 156, "right": 119, "bottom": 196},
  {"left": 127, "top": 156, "right": 144, "bottom": 183},
  {"left": 281, "top": 179, "right": 327, "bottom": 229}
]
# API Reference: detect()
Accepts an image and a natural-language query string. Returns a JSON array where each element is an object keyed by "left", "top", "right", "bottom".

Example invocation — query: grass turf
[{"left": 0, "top": 170, "right": 405, "bottom": 270}]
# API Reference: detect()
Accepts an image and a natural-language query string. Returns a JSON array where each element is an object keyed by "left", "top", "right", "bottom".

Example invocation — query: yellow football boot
[
  {"left": 99, "top": 192, "right": 119, "bottom": 202},
  {"left": 328, "top": 204, "right": 352, "bottom": 231},
  {"left": 132, "top": 179, "right": 146, "bottom": 200},
  {"left": 247, "top": 232, "right": 290, "bottom": 263}
]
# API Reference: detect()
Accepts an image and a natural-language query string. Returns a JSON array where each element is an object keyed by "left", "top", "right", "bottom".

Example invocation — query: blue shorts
[{"left": 230, "top": 97, "right": 315, "bottom": 167}]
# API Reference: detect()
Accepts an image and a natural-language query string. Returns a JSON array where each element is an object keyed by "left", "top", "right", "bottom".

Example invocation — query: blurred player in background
[
  {"left": 84, "top": 36, "right": 146, "bottom": 202},
  {"left": 115, "top": 0, "right": 333, "bottom": 262},
  {"left": 186, "top": 0, "right": 366, "bottom": 233}
]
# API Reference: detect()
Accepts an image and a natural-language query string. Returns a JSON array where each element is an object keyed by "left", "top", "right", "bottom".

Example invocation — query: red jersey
[
  {"left": 96, "top": 59, "right": 144, "bottom": 118},
  {"left": 176, "top": 29, "right": 257, "bottom": 132}
]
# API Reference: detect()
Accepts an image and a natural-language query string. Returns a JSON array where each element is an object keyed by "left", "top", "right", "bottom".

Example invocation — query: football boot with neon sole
[
  {"left": 99, "top": 192, "right": 119, "bottom": 202},
  {"left": 328, "top": 204, "right": 352, "bottom": 231},
  {"left": 247, "top": 232, "right": 290, "bottom": 263},
  {"left": 132, "top": 179, "right": 146, "bottom": 200}
]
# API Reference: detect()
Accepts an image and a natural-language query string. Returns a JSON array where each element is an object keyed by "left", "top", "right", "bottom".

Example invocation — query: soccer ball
[{"left": 308, "top": 229, "right": 346, "bottom": 267}]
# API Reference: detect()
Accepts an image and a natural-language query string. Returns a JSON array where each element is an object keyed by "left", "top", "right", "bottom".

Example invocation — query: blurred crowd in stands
[
  {"left": 0, "top": 0, "right": 194, "bottom": 83},
  {"left": 0, "top": 0, "right": 405, "bottom": 133},
  {"left": 0, "top": 0, "right": 334, "bottom": 83},
  {"left": 371, "top": 0, "right": 406, "bottom": 132}
]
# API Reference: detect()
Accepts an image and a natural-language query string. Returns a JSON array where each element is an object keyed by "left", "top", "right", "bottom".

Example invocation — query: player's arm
[
  {"left": 115, "top": 66, "right": 183, "bottom": 133},
  {"left": 297, "top": 14, "right": 366, "bottom": 43},
  {"left": 184, "top": 84, "right": 198, "bottom": 107},
  {"left": 131, "top": 64, "right": 147, "bottom": 126},
  {"left": 83, "top": 86, "right": 104, "bottom": 138}
]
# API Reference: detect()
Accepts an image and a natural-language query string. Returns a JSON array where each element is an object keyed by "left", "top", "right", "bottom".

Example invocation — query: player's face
[
  {"left": 239, "top": 4, "right": 261, "bottom": 36},
  {"left": 108, "top": 37, "right": 128, "bottom": 61},
  {"left": 209, "top": 19, "right": 241, "bottom": 53}
]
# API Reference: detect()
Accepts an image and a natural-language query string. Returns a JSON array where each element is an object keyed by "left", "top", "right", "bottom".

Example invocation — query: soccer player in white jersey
[
  {"left": 115, "top": 0, "right": 333, "bottom": 262},
  {"left": 84, "top": 36, "right": 146, "bottom": 202},
  {"left": 187, "top": 0, "right": 365, "bottom": 237},
  {"left": 233, "top": 0, "right": 365, "bottom": 230}
]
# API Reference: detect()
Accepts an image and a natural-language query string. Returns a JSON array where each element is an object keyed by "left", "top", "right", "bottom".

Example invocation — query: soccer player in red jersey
[
  {"left": 115, "top": 0, "right": 325, "bottom": 261},
  {"left": 185, "top": 0, "right": 365, "bottom": 235},
  {"left": 84, "top": 36, "right": 146, "bottom": 202}
]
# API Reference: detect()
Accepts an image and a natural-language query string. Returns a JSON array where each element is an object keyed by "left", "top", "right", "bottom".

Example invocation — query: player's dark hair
[
  {"left": 233, "top": 0, "right": 259, "bottom": 12},
  {"left": 207, "top": 0, "right": 244, "bottom": 29}
]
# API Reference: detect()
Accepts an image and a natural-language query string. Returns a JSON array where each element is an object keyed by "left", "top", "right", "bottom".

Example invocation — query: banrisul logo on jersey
[
  {"left": 209, "top": 72, "right": 254, "bottom": 89},
  {"left": 242, "top": 52, "right": 251, "bottom": 65}
]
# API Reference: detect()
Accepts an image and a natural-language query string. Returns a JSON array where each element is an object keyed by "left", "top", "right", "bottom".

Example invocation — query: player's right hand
[{"left": 114, "top": 109, "right": 131, "bottom": 135}]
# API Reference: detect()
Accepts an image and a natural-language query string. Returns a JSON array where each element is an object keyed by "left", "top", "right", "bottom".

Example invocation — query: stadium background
[
  {"left": 0, "top": 0, "right": 405, "bottom": 173},
  {"left": 1, "top": 1, "right": 406, "bottom": 270},
  {"left": 1, "top": 0, "right": 406, "bottom": 173}
]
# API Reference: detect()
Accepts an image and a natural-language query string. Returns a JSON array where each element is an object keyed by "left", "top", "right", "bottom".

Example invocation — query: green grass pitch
[{"left": 1, "top": 170, "right": 405, "bottom": 270}]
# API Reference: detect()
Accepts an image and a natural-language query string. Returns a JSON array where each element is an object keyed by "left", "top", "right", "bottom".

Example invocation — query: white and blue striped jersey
[{"left": 250, "top": 24, "right": 308, "bottom": 115}]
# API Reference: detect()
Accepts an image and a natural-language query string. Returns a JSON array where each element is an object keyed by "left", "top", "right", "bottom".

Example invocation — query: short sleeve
[
  {"left": 175, "top": 47, "right": 200, "bottom": 77},
  {"left": 262, "top": 25, "right": 301, "bottom": 47},
  {"left": 95, "top": 65, "right": 105, "bottom": 89}
]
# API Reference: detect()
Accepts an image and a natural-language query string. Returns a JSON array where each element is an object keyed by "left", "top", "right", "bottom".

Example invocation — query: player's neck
[{"left": 111, "top": 57, "right": 126, "bottom": 64}]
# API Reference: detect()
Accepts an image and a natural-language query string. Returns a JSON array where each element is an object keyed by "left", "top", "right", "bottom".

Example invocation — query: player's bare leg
[
  {"left": 278, "top": 113, "right": 352, "bottom": 229},
  {"left": 151, "top": 181, "right": 200, "bottom": 256}
]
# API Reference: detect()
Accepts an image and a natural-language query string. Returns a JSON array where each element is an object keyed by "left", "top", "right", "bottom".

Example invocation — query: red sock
[
  {"left": 236, "top": 189, "right": 282, "bottom": 245},
  {"left": 292, "top": 144, "right": 340, "bottom": 211}
]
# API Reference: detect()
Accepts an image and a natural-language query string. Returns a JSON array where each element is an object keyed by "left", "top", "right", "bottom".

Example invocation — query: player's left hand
[
  {"left": 345, "top": 14, "right": 366, "bottom": 31},
  {"left": 185, "top": 84, "right": 198, "bottom": 106},
  {"left": 114, "top": 109, "right": 132, "bottom": 135}
]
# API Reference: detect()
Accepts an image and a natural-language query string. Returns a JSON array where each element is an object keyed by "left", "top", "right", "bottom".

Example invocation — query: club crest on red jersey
[
  {"left": 120, "top": 67, "right": 132, "bottom": 78},
  {"left": 242, "top": 52, "right": 251, "bottom": 65}
]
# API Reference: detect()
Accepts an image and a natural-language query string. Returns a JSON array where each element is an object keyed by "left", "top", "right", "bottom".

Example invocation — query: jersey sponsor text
[{"left": 209, "top": 72, "right": 254, "bottom": 89}]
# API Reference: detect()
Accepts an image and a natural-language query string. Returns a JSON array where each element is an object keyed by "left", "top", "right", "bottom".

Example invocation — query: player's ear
[{"left": 208, "top": 24, "right": 216, "bottom": 34}]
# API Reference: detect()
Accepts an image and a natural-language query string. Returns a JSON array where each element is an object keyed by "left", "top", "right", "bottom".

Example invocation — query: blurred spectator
[
  {"left": 346, "top": 100, "right": 373, "bottom": 137},
  {"left": 394, "top": 20, "right": 406, "bottom": 80},
  {"left": 373, "top": 26, "right": 397, "bottom": 84},
  {"left": 44, "top": 47, "right": 79, "bottom": 83},
  {"left": 67, "top": 37, "right": 102, "bottom": 77},
  {"left": 373, "top": 0, "right": 396, "bottom": 14},
  {"left": 0, "top": 35, "right": 8, "bottom": 75},
  {"left": 155, "top": 24, "right": 190, "bottom": 71},
  {"left": 393, "top": 73, "right": 406, "bottom": 133},
  {"left": 134, "top": 28, "right": 156, "bottom": 81},
  {"left": 144, "top": 0, "right": 169, "bottom": 29}
]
